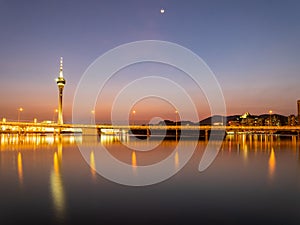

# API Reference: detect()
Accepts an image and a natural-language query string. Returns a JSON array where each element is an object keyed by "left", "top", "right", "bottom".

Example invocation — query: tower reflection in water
[{"left": 50, "top": 136, "right": 66, "bottom": 223}]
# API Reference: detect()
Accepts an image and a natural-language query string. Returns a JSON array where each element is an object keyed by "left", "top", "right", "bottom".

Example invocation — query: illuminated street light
[{"left": 17, "top": 107, "right": 23, "bottom": 122}]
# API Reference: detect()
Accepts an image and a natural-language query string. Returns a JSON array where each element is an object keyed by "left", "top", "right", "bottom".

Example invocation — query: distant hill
[
  {"left": 153, "top": 113, "right": 289, "bottom": 126},
  {"left": 199, "top": 115, "right": 226, "bottom": 125},
  {"left": 157, "top": 120, "right": 198, "bottom": 126},
  {"left": 200, "top": 113, "right": 288, "bottom": 125},
  {"left": 259, "top": 114, "right": 288, "bottom": 125}
]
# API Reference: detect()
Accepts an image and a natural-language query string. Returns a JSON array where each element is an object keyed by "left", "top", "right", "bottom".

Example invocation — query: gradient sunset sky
[{"left": 0, "top": 0, "right": 300, "bottom": 123}]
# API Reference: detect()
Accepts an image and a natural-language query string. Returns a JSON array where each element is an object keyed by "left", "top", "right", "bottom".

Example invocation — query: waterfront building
[
  {"left": 288, "top": 114, "right": 296, "bottom": 126},
  {"left": 297, "top": 100, "right": 300, "bottom": 124}
]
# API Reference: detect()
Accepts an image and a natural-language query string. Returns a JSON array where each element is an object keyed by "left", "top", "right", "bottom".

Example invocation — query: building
[
  {"left": 288, "top": 115, "right": 296, "bottom": 126},
  {"left": 298, "top": 100, "right": 300, "bottom": 124}
]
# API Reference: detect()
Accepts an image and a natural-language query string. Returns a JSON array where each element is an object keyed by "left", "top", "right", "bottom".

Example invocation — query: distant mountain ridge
[
  {"left": 154, "top": 113, "right": 291, "bottom": 126},
  {"left": 199, "top": 113, "right": 289, "bottom": 126}
]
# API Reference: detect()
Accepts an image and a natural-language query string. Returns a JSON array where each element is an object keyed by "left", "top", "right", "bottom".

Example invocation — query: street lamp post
[
  {"left": 175, "top": 110, "right": 178, "bottom": 127},
  {"left": 132, "top": 110, "right": 136, "bottom": 125},
  {"left": 175, "top": 110, "right": 178, "bottom": 140},
  {"left": 91, "top": 110, "right": 95, "bottom": 124},
  {"left": 17, "top": 107, "right": 23, "bottom": 122}
]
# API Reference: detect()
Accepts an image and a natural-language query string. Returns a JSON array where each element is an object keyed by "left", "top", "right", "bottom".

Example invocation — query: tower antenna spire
[{"left": 59, "top": 57, "right": 64, "bottom": 78}]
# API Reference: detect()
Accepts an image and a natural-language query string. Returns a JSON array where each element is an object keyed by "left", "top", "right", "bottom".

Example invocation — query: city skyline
[{"left": 1, "top": 0, "right": 300, "bottom": 123}]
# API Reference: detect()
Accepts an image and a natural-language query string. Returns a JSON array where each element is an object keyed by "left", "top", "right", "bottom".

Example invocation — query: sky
[{"left": 0, "top": 0, "right": 300, "bottom": 123}]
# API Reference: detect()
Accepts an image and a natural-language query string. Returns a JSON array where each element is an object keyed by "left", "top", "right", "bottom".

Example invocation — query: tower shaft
[{"left": 57, "top": 86, "right": 64, "bottom": 124}]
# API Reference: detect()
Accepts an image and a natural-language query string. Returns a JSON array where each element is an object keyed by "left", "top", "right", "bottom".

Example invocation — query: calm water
[{"left": 0, "top": 133, "right": 300, "bottom": 225}]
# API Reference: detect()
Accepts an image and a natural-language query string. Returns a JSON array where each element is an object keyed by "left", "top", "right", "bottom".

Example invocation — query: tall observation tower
[{"left": 56, "top": 57, "right": 66, "bottom": 125}]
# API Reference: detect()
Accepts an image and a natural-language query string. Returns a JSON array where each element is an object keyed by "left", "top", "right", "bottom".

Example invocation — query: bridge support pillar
[
  {"left": 146, "top": 128, "right": 150, "bottom": 137},
  {"left": 82, "top": 127, "right": 98, "bottom": 143},
  {"left": 82, "top": 127, "right": 98, "bottom": 136}
]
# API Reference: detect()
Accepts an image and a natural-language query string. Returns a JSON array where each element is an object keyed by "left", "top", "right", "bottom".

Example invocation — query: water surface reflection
[{"left": 0, "top": 133, "right": 299, "bottom": 225}]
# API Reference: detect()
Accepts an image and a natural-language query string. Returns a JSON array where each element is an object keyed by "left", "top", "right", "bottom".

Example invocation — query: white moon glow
[{"left": 160, "top": 8, "right": 165, "bottom": 14}]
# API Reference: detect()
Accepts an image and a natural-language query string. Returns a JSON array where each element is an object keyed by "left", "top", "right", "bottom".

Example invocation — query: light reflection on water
[
  {"left": 174, "top": 150, "right": 179, "bottom": 170},
  {"left": 89, "top": 150, "right": 96, "bottom": 178},
  {"left": 17, "top": 152, "right": 23, "bottom": 186},
  {"left": 269, "top": 147, "right": 276, "bottom": 179},
  {"left": 0, "top": 133, "right": 299, "bottom": 225}
]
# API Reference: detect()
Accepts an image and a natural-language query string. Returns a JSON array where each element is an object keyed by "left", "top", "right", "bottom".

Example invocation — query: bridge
[{"left": 1, "top": 121, "right": 300, "bottom": 137}]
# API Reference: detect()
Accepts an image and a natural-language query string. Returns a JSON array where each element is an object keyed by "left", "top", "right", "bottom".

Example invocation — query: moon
[{"left": 160, "top": 8, "right": 165, "bottom": 14}]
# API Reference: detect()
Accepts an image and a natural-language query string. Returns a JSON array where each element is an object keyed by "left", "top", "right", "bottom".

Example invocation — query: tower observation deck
[{"left": 56, "top": 57, "right": 66, "bottom": 125}]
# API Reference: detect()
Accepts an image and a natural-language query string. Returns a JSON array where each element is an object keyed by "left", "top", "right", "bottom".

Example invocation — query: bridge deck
[{"left": 1, "top": 121, "right": 300, "bottom": 132}]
